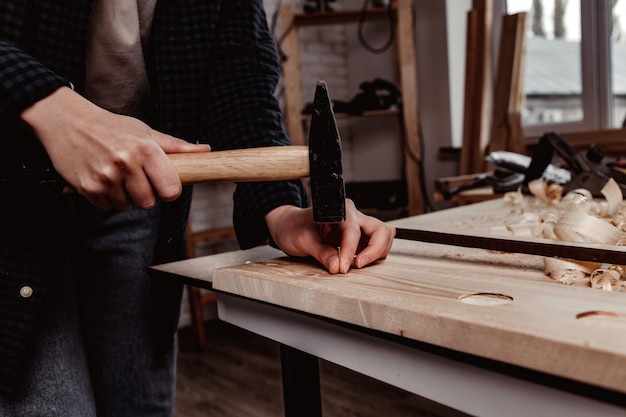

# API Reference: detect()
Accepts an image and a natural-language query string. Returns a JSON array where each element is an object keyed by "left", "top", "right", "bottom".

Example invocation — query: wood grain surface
[
  {"left": 169, "top": 146, "right": 309, "bottom": 184},
  {"left": 210, "top": 199, "right": 626, "bottom": 395}
]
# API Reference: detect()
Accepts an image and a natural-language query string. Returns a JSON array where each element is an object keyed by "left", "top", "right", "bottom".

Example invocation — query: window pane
[
  {"left": 507, "top": 0, "right": 583, "bottom": 126},
  {"left": 612, "top": 0, "right": 626, "bottom": 128}
]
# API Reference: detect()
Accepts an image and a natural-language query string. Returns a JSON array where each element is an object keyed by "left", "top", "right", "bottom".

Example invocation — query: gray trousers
[{"left": 0, "top": 199, "right": 184, "bottom": 416}]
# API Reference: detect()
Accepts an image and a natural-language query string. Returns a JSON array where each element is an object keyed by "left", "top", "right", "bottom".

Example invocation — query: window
[
  {"left": 611, "top": 0, "right": 626, "bottom": 127},
  {"left": 504, "top": 0, "right": 626, "bottom": 135}
]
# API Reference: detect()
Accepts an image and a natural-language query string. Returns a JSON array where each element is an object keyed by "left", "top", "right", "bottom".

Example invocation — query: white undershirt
[{"left": 85, "top": 0, "right": 157, "bottom": 119}]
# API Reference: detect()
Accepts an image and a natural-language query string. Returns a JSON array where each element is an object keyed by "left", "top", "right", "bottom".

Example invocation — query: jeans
[{"left": 0, "top": 197, "right": 185, "bottom": 416}]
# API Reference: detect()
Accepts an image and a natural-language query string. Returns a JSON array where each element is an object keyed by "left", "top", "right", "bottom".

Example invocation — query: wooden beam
[
  {"left": 526, "top": 129, "right": 626, "bottom": 157},
  {"left": 395, "top": 0, "right": 423, "bottom": 215},
  {"left": 280, "top": 4, "right": 305, "bottom": 146},
  {"left": 460, "top": 0, "right": 493, "bottom": 175},
  {"left": 489, "top": 12, "right": 527, "bottom": 155}
]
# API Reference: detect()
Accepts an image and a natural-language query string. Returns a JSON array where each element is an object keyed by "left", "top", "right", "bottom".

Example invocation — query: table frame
[
  {"left": 216, "top": 292, "right": 626, "bottom": 417},
  {"left": 149, "top": 203, "right": 626, "bottom": 417}
]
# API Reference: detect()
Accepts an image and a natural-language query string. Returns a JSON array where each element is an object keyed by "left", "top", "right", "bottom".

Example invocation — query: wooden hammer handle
[
  {"left": 61, "top": 146, "right": 309, "bottom": 194},
  {"left": 169, "top": 145, "right": 310, "bottom": 184}
]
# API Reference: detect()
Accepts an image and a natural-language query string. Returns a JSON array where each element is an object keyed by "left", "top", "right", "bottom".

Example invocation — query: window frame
[{"left": 500, "top": 0, "right": 615, "bottom": 137}]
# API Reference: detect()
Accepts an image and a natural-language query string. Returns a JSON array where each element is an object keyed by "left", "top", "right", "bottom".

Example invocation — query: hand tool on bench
[
  {"left": 404, "top": 132, "right": 626, "bottom": 264},
  {"left": 524, "top": 132, "right": 625, "bottom": 197}
]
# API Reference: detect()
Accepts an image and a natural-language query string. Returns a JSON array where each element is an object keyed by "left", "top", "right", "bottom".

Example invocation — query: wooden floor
[{"left": 174, "top": 320, "right": 470, "bottom": 417}]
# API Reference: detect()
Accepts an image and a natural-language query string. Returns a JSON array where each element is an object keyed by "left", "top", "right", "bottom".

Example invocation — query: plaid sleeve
[
  {"left": 233, "top": 180, "right": 309, "bottom": 249},
  {"left": 200, "top": 0, "right": 309, "bottom": 248},
  {"left": 0, "top": 0, "right": 86, "bottom": 123},
  {"left": 0, "top": 40, "right": 70, "bottom": 118}
]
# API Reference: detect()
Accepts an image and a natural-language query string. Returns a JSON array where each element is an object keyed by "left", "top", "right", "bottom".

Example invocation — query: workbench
[{"left": 151, "top": 198, "right": 626, "bottom": 417}]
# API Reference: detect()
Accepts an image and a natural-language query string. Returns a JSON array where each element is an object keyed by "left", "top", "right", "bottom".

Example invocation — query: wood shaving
[
  {"left": 544, "top": 257, "right": 601, "bottom": 286},
  {"left": 590, "top": 267, "right": 625, "bottom": 291},
  {"left": 553, "top": 211, "right": 621, "bottom": 244},
  {"left": 497, "top": 178, "right": 626, "bottom": 292},
  {"left": 528, "top": 179, "right": 563, "bottom": 205},
  {"left": 602, "top": 178, "right": 622, "bottom": 215}
]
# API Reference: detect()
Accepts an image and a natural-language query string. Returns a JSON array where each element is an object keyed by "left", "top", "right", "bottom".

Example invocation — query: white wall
[{"left": 445, "top": 0, "right": 473, "bottom": 149}]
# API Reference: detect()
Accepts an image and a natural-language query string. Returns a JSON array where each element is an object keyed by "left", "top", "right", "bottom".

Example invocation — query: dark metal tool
[
  {"left": 307, "top": 81, "right": 346, "bottom": 223},
  {"left": 438, "top": 171, "right": 524, "bottom": 200},
  {"left": 524, "top": 132, "right": 624, "bottom": 197},
  {"left": 394, "top": 228, "right": 626, "bottom": 264}
]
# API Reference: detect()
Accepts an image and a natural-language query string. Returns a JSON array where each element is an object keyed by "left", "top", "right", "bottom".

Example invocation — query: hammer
[
  {"left": 6, "top": 82, "right": 345, "bottom": 223},
  {"left": 169, "top": 80, "right": 346, "bottom": 223}
]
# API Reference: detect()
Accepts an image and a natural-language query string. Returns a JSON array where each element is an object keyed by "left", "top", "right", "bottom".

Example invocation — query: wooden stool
[{"left": 185, "top": 223, "right": 236, "bottom": 350}]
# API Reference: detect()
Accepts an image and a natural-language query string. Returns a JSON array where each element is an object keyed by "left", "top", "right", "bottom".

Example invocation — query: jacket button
[{"left": 20, "top": 286, "right": 33, "bottom": 298}]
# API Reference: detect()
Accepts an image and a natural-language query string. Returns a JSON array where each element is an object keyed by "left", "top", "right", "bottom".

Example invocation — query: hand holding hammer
[
  {"left": 21, "top": 81, "right": 395, "bottom": 273},
  {"left": 170, "top": 81, "right": 395, "bottom": 273}
]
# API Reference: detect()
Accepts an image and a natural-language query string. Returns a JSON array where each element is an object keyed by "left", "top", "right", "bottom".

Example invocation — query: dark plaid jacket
[{"left": 0, "top": 0, "right": 306, "bottom": 395}]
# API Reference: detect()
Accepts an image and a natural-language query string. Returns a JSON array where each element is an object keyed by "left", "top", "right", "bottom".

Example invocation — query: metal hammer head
[{"left": 308, "top": 81, "right": 346, "bottom": 223}]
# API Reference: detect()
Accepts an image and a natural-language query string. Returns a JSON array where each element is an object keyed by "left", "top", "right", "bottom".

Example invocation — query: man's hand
[
  {"left": 20, "top": 86, "right": 210, "bottom": 211},
  {"left": 265, "top": 199, "right": 396, "bottom": 274}
]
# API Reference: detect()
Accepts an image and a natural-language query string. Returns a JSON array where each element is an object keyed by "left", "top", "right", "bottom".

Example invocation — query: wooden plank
[
  {"left": 460, "top": 10, "right": 479, "bottom": 175},
  {"left": 506, "top": 111, "right": 525, "bottom": 153},
  {"left": 460, "top": 0, "right": 493, "bottom": 175},
  {"left": 150, "top": 245, "right": 283, "bottom": 289},
  {"left": 433, "top": 187, "right": 500, "bottom": 203},
  {"left": 395, "top": 0, "right": 423, "bottom": 215},
  {"left": 526, "top": 128, "right": 626, "bottom": 157},
  {"left": 488, "top": 12, "right": 527, "bottom": 154},
  {"left": 433, "top": 171, "right": 498, "bottom": 203},
  {"left": 213, "top": 198, "right": 626, "bottom": 395},
  {"left": 280, "top": 4, "right": 305, "bottom": 146}
]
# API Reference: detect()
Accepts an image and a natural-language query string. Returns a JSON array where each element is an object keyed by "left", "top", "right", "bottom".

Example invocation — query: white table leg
[{"left": 217, "top": 294, "right": 626, "bottom": 417}]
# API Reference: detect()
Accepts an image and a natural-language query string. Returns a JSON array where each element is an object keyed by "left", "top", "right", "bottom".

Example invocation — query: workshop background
[
  {"left": 179, "top": 0, "right": 626, "bottom": 326},
  {"left": 185, "top": 1, "right": 461, "bottom": 231},
  {"left": 180, "top": 0, "right": 448, "bottom": 327},
  {"left": 179, "top": 0, "right": 458, "bottom": 326}
]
